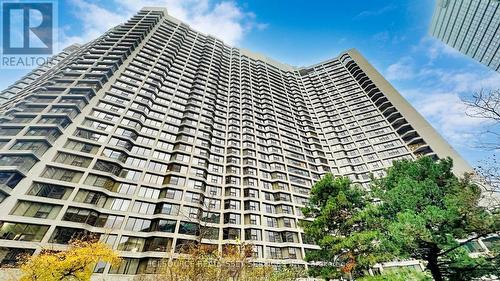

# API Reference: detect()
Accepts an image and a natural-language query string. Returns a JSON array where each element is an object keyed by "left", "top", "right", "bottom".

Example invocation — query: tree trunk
[{"left": 427, "top": 246, "right": 444, "bottom": 281}]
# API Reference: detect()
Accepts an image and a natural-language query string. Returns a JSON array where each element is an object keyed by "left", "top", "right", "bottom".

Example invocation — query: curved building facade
[{"left": 0, "top": 7, "right": 470, "bottom": 277}]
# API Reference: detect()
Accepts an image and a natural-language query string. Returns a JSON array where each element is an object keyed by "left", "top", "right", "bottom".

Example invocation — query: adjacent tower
[
  {"left": 430, "top": 0, "right": 500, "bottom": 72},
  {"left": 0, "top": 7, "right": 471, "bottom": 278}
]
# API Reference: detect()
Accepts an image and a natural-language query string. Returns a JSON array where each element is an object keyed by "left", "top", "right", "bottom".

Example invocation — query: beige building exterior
[
  {"left": 0, "top": 7, "right": 472, "bottom": 278},
  {"left": 0, "top": 44, "right": 82, "bottom": 105}
]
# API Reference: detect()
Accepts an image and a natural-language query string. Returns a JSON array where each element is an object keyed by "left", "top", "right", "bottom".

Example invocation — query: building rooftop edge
[{"left": 139, "top": 6, "right": 357, "bottom": 72}]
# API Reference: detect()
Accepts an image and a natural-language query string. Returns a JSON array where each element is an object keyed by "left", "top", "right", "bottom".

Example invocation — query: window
[
  {"left": 267, "top": 247, "right": 282, "bottom": 259},
  {"left": 108, "top": 258, "right": 139, "bottom": 275},
  {"left": 282, "top": 232, "right": 296, "bottom": 243},
  {"left": 201, "top": 211, "right": 220, "bottom": 224},
  {"left": 38, "top": 117, "right": 71, "bottom": 128},
  {"left": 165, "top": 176, "right": 185, "bottom": 186},
  {"left": 124, "top": 217, "right": 151, "bottom": 232},
  {"left": 25, "top": 127, "right": 61, "bottom": 139},
  {"left": 64, "top": 140, "right": 100, "bottom": 154},
  {"left": 152, "top": 219, "right": 176, "bottom": 233},
  {"left": 205, "top": 198, "right": 221, "bottom": 210},
  {"left": 184, "top": 192, "right": 202, "bottom": 204},
  {"left": 157, "top": 203, "right": 179, "bottom": 216},
  {"left": 10, "top": 201, "right": 61, "bottom": 219},
  {"left": 280, "top": 205, "right": 294, "bottom": 215},
  {"left": 167, "top": 163, "right": 187, "bottom": 174},
  {"left": 157, "top": 141, "right": 173, "bottom": 150},
  {"left": 162, "top": 188, "right": 182, "bottom": 200},
  {"left": 224, "top": 200, "right": 240, "bottom": 210},
  {"left": 245, "top": 201, "right": 259, "bottom": 211},
  {"left": 145, "top": 237, "right": 171, "bottom": 252},
  {"left": 144, "top": 173, "right": 164, "bottom": 185},
  {"left": 147, "top": 161, "right": 168, "bottom": 172},
  {"left": 183, "top": 206, "right": 199, "bottom": 219},
  {"left": 83, "top": 119, "right": 113, "bottom": 132},
  {"left": 94, "top": 160, "right": 121, "bottom": 176},
  {"left": 244, "top": 189, "right": 258, "bottom": 198},
  {"left": 201, "top": 227, "right": 219, "bottom": 240},
  {"left": 0, "top": 127, "right": 21, "bottom": 136},
  {"left": 109, "top": 137, "right": 132, "bottom": 150},
  {"left": 92, "top": 110, "right": 119, "bottom": 122},
  {"left": 130, "top": 146, "right": 150, "bottom": 156},
  {"left": 27, "top": 182, "right": 72, "bottom": 199},
  {"left": 170, "top": 153, "right": 190, "bottom": 163},
  {"left": 0, "top": 248, "right": 34, "bottom": 266},
  {"left": 137, "top": 186, "right": 160, "bottom": 199},
  {"left": 50, "top": 227, "right": 90, "bottom": 244},
  {"left": 245, "top": 229, "right": 261, "bottom": 241},
  {"left": 0, "top": 171, "right": 24, "bottom": 188},
  {"left": 117, "top": 236, "right": 145, "bottom": 252},
  {"left": 120, "top": 169, "right": 141, "bottom": 181},
  {"left": 104, "top": 198, "right": 130, "bottom": 211},
  {"left": 287, "top": 248, "right": 298, "bottom": 259},
  {"left": 49, "top": 106, "right": 78, "bottom": 117},
  {"left": 73, "top": 129, "right": 107, "bottom": 142},
  {"left": 0, "top": 222, "right": 49, "bottom": 242},
  {"left": 84, "top": 174, "right": 116, "bottom": 189},
  {"left": 41, "top": 167, "right": 83, "bottom": 183},
  {"left": 283, "top": 218, "right": 295, "bottom": 228},
  {"left": 125, "top": 157, "right": 147, "bottom": 168},
  {"left": 225, "top": 187, "right": 240, "bottom": 197},
  {"left": 178, "top": 222, "right": 199, "bottom": 235},
  {"left": 223, "top": 228, "right": 240, "bottom": 240},
  {"left": 131, "top": 201, "right": 155, "bottom": 215},
  {"left": 248, "top": 214, "right": 260, "bottom": 225},
  {"left": 137, "top": 136, "right": 154, "bottom": 146},
  {"left": 266, "top": 217, "right": 278, "bottom": 227},
  {"left": 10, "top": 141, "right": 49, "bottom": 155},
  {"left": 267, "top": 231, "right": 281, "bottom": 242},
  {"left": 0, "top": 155, "right": 37, "bottom": 171},
  {"left": 94, "top": 261, "right": 106, "bottom": 273},
  {"left": 53, "top": 152, "right": 92, "bottom": 168},
  {"left": 224, "top": 213, "right": 240, "bottom": 224},
  {"left": 74, "top": 189, "right": 105, "bottom": 206},
  {"left": 63, "top": 207, "right": 123, "bottom": 229}
]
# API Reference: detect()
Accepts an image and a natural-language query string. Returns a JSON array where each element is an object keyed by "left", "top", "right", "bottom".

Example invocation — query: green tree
[
  {"left": 372, "top": 157, "right": 499, "bottom": 281},
  {"left": 302, "top": 157, "right": 500, "bottom": 281},
  {"left": 300, "top": 174, "right": 392, "bottom": 280},
  {"left": 357, "top": 269, "right": 431, "bottom": 281}
]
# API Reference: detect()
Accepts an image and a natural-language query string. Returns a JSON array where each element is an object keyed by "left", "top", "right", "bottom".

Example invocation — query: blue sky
[{"left": 1, "top": 0, "right": 499, "bottom": 166}]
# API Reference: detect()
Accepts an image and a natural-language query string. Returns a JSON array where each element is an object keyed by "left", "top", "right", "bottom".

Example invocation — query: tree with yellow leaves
[
  {"left": 135, "top": 240, "right": 305, "bottom": 281},
  {"left": 19, "top": 237, "right": 121, "bottom": 281}
]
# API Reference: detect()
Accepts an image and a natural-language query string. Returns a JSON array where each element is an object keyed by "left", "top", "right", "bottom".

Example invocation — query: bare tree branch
[
  {"left": 462, "top": 88, "right": 500, "bottom": 151},
  {"left": 463, "top": 89, "right": 500, "bottom": 122},
  {"left": 461, "top": 88, "right": 500, "bottom": 208}
]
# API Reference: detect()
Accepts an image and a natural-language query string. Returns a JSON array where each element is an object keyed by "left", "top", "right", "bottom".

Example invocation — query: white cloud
[
  {"left": 416, "top": 67, "right": 500, "bottom": 92},
  {"left": 59, "top": 0, "right": 265, "bottom": 49},
  {"left": 354, "top": 5, "right": 396, "bottom": 19},
  {"left": 414, "top": 92, "right": 490, "bottom": 146},
  {"left": 385, "top": 32, "right": 500, "bottom": 149},
  {"left": 385, "top": 57, "right": 415, "bottom": 81},
  {"left": 400, "top": 69, "right": 500, "bottom": 148},
  {"left": 412, "top": 36, "right": 463, "bottom": 62},
  {"left": 58, "top": 0, "right": 127, "bottom": 47},
  {"left": 189, "top": 1, "right": 246, "bottom": 45}
]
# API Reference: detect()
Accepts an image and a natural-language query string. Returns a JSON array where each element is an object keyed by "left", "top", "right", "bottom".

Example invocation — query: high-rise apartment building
[
  {"left": 430, "top": 0, "right": 500, "bottom": 72},
  {"left": 0, "top": 44, "right": 82, "bottom": 105},
  {"left": 0, "top": 7, "right": 470, "bottom": 278}
]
